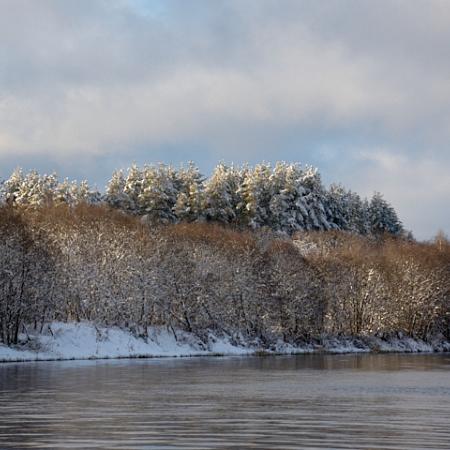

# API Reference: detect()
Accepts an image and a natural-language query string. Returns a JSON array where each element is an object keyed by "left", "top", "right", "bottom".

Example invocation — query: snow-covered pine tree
[
  {"left": 174, "top": 162, "right": 205, "bottom": 222},
  {"left": 2, "top": 168, "right": 24, "bottom": 204},
  {"left": 6, "top": 170, "right": 58, "bottom": 207},
  {"left": 53, "top": 178, "right": 79, "bottom": 206},
  {"left": 138, "top": 164, "right": 179, "bottom": 223},
  {"left": 123, "top": 164, "right": 143, "bottom": 214},
  {"left": 285, "top": 164, "right": 312, "bottom": 232},
  {"left": 300, "top": 167, "right": 331, "bottom": 231},
  {"left": 238, "top": 163, "right": 273, "bottom": 228},
  {"left": 325, "top": 185, "right": 370, "bottom": 234},
  {"left": 369, "top": 192, "right": 403, "bottom": 235},
  {"left": 203, "top": 163, "right": 243, "bottom": 224},
  {"left": 324, "top": 184, "right": 349, "bottom": 231},
  {"left": 268, "top": 162, "right": 310, "bottom": 233},
  {"left": 104, "top": 170, "right": 134, "bottom": 211},
  {"left": 349, "top": 195, "right": 371, "bottom": 235},
  {"left": 74, "top": 180, "right": 102, "bottom": 205}
]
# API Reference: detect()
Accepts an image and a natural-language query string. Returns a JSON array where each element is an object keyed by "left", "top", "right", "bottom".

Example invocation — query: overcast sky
[{"left": 1, "top": 0, "right": 449, "bottom": 239}]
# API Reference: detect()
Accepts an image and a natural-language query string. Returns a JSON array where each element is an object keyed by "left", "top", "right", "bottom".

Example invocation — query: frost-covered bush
[
  {"left": 0, "top": 207, "right": 55, "bottom": 344},
  {"left": 0, "top": 206, "right": 447, "bottom": 346}
]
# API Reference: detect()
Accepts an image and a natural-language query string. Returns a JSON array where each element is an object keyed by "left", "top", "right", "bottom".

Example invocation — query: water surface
[{"left": 1, "top": 354, "right": 450, "bottom": 449}]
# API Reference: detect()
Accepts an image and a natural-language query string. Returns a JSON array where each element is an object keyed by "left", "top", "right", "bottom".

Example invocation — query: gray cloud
[{"left": 0, "top": 0, "right": 449, "bottom": 238}]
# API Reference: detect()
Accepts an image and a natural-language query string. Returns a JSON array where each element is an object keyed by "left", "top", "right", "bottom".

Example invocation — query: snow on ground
[
  {"left": 0, "top": 322, "right": 448, "bottom": 363},
  {"left": 0, "top": 322, "right": 252, "bottom": 363}
]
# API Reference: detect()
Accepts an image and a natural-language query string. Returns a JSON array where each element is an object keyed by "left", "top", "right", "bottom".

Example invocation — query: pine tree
[
  {"left": 325, "top": 185, "right": 370, "bottom": 234},
  {"left": 324, "top": 184, "right": 349, "bottom": 231},
  {"left": 139, "top": 164, "right": 179, "bottom": 223},
  {"left": 105, "top": 170, "right": 133, "bottom": 211},
  {"left": 54, "top": 178, "right": 79, "bottom": 206},
  {"left": 75, "top": 180, "right": 102, "bottom": 205},
  {"left": 3, "top": 168, "right": 24, "bottom": 203},
  {"left": 7, "top": 170, "right": 58, "bottom": 207},
  {"left": 174, "top": 162, "right": 205, "bottom": 222},
  {"left": 300, "top": 167, "right": 331, "bottom": 231},
  {"left": 369, "top": 192, "right": 403, "bottom": 235},
  {"left": 350, "top": 195, "right": 371, "bottom": 235},
  {"left": 123, "top": 164, "right": 143, "bottom": 214},
  {"left": 239, "top": 163, "right": 273, "bottom": 228},
  {"left": 203, "top": 163, "right": 243, "bottom": 224},
  {"left": 268, "top": 163, "right": 309, "bottom": 233}
]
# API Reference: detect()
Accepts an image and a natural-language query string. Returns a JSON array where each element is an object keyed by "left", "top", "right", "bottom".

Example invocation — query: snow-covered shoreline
[{"left": 1, "top": 322, "right": 449, "bottom": 363}]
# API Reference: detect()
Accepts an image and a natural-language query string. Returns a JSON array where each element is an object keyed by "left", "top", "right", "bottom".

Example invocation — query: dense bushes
[
  {"left": 0, "top": 204, "right": 448, "bottom": 346},
  {"left": 0, "top": 208, "right": 54, "bottom": 344}
]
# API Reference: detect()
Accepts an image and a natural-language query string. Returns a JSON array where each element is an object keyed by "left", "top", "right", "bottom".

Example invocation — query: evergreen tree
[
  {"left": 139, "top": 164, "right": 179, "bottom": 223},
  {"left": 6, "top": 170, "right": 58, "bottom": 206},
  {"left": 300, "top": 167, "right": 331, "bottom": 231},
  {"left": 105, "top": 170, "right": 133, "bottom": 211},
  {"left": 203, "top": 163, "right": 243, "bottom": 224},
  {"left": 75, "top": 180, "right": 102, "bottom": 205},
  {"left": 369, "top": 192, "right": 403, "bottom": 235},
  {"left": 54, "top": 178, "right": 79, "bottom": 206},
  {"left": 174, "top": 162, "right": 205, "bottom": 222},
  {"left": 269, "top": 162, "right": 310, "bottom": 233},
  {"left": 2, "top": 168, "right": 24, "bottom": 203},
  {"left": 239, "top": 163, "right": 273, "bottom": 228},
  {"left": 123, "top": 164, "right": 143, "bottom": 214},
  {"left": 325, "top": 184, "right": 350, "bottom": 231},
  {"left": 325, "top": 185, "right": 370, "bottom": 234},
  {"left": 351, "top": 196, "right": 371, "bottom": 235}
]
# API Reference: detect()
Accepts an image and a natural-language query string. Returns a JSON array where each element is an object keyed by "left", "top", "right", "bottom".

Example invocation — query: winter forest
[
  {"left": 2, "top": 162, "right": 403, "bottom": 235},
  {"left": 1, "top": 162, "right": 449, "bottom": 352}
]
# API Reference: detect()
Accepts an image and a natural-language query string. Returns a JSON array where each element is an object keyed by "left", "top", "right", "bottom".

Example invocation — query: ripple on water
[{"left": 1, "top": 354, "right": 450, "bottom": 449}]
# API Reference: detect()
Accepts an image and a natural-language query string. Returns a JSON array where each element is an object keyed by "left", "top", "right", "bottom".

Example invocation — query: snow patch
[
  {"left": 0, "top": 322, "right": 448, "bottom": 363},
  {"left": 0, "top": 322, "right": 251, "bottom": 362}
]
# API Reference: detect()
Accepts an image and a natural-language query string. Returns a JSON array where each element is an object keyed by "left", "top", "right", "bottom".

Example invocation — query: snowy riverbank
[{"left": 1, "top": 322, "right": 449, "bottom": 363}]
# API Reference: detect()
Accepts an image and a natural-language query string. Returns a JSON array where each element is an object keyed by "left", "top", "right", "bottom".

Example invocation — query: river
[{"left": 1, "top": 353, "right": 449, "bottom": 449}]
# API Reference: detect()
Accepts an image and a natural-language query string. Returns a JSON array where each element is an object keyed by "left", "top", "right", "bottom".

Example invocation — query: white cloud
[
  {"left": 351, "top": 149, "right": 450, "bottom": 239},
  {"left": 0, "top": 0, "right": 449, "bottom": 237}
]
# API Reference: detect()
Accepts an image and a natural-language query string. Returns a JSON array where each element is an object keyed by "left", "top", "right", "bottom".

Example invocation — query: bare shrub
[{"left": 1, "top": 204, "right": 448, "bottom": 346}]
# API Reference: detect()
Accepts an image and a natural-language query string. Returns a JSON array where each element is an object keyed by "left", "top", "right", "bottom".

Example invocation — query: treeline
[
  {"left": 1, "top": 162, "right": 404, "bottom": 235},
  {"left": 1, "top": 204, "right": 448, "bottom": 347}
]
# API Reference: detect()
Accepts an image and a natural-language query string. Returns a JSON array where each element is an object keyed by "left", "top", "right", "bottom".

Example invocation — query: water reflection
[{"left": 1, "top": 354, "right": 450, "bottom": 449}]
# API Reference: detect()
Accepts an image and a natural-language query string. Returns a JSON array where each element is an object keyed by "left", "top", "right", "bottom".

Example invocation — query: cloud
[
  {"left": 348, "top": 149, "right": 450, "bottom": 239},
  {"left": 0, "top": 0, "right": 449, "bottom": 238}
]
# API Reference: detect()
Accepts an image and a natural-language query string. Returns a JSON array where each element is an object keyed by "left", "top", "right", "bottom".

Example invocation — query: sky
[{"left": 0, "top": 0, "right": 449, "bottom": 239}]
